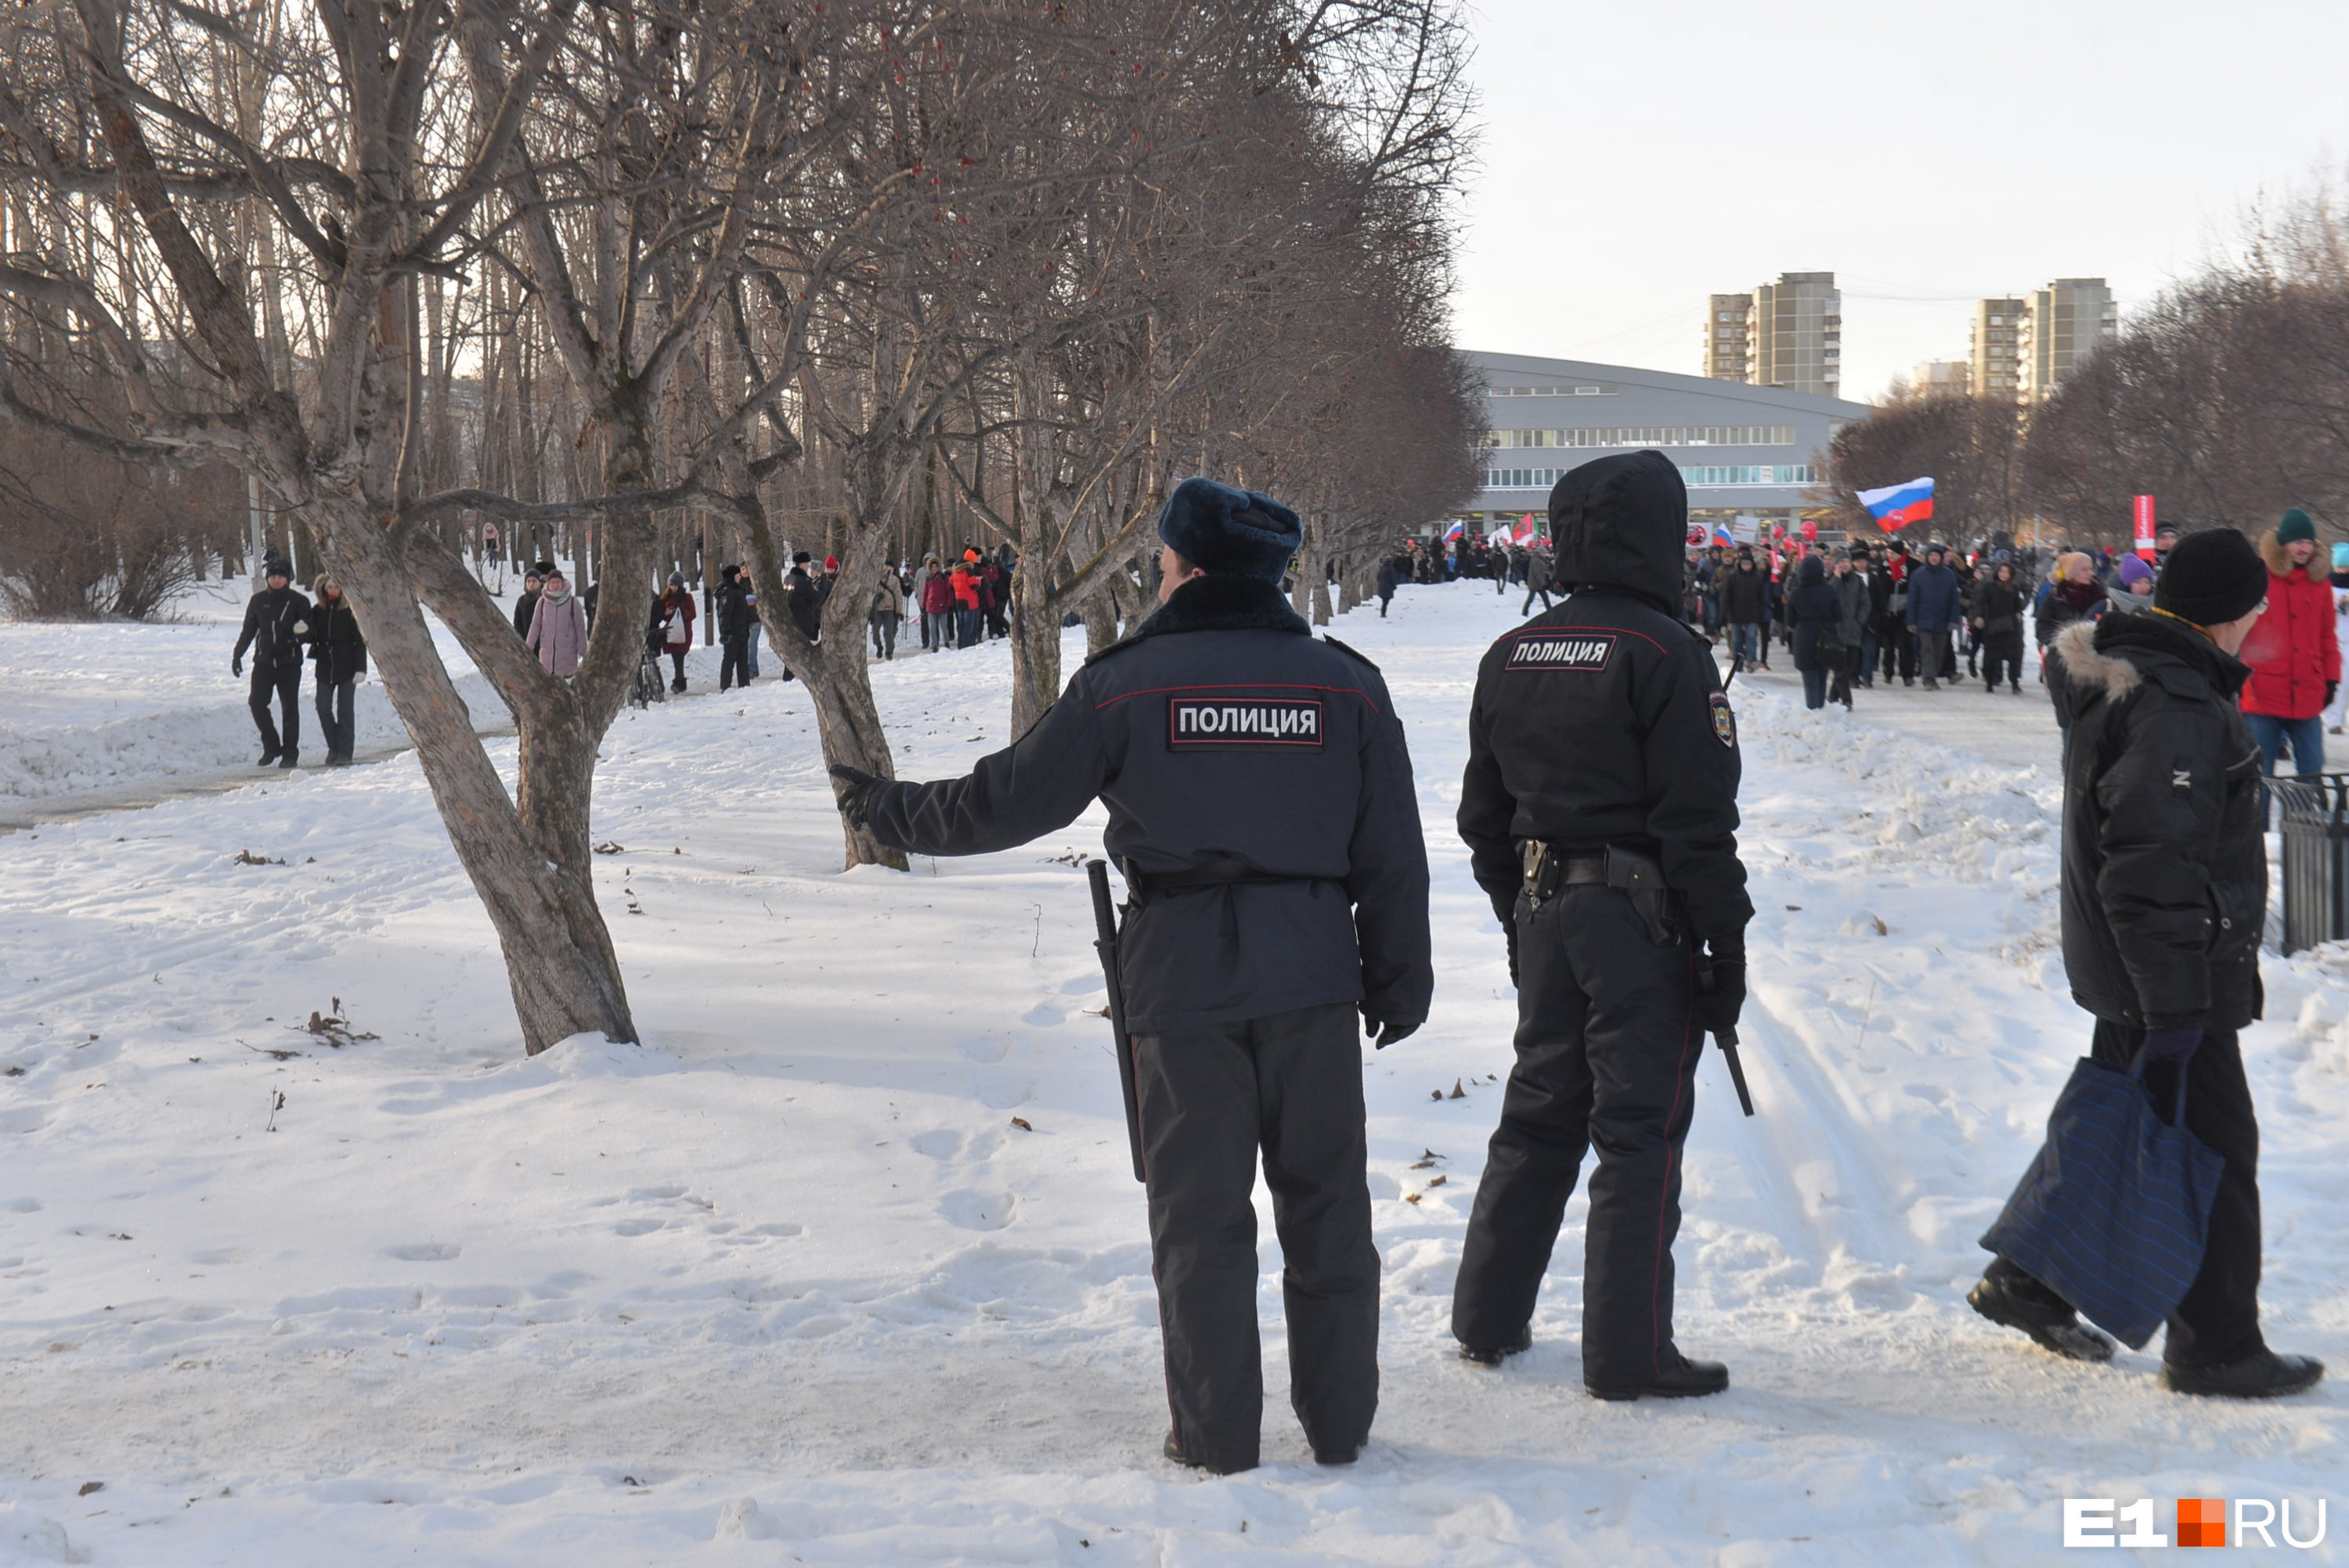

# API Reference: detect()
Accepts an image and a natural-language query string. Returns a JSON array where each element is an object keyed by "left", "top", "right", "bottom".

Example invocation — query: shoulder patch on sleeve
[
  {"left": 1709, "top": 691, "right": 1737, "bottom": 749},
  {"left": 1319, "top": 634, "right": 1381, "bottom": 672}
]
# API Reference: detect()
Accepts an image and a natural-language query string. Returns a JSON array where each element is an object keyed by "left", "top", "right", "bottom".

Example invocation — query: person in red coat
[{"left": 2239, "top": 509, "right": 2340, "bottom": 791}]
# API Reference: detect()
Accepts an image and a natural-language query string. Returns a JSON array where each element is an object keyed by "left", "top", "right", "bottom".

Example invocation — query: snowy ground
[{"left": 2, "top": 584, "right": 2345, "bottom": 1565}]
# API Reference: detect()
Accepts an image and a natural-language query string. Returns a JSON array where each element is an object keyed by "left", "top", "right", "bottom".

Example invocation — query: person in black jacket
[
  {"left": 1451, "top": 450, "right": 1752, "bottom": 1401},
  {"left": 1971, "top": 559, "right": 2027, "bottom": 694},
  {"left": 512, "top": 564, "right": 547, "bottom": 639},
  {"left": 1788, "top": 553, "right": 1842, "bottom": 710},
  {"left": 231, "top": 558, "right": 312, "bottom": 768},
  {"left": 307, "top": 575, "right": 367, "bottom": 766},
  {"left": 715, "top": 564, "right": 756, "bottom": 690},
  {"left": 1719, "top": 552, "right": 1769, "bottom": 671},
  {"left": 831, "top": 478, "right": 1432, "bottom": 1475},
  {"left": 1971, "top": 528, "right": 2323, "bottom": 1400}
]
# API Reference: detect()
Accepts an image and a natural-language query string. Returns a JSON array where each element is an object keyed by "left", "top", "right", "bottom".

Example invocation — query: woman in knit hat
[
  {"left": 2036, "top": 551, "right": 2111, "bottom": 729},
  {"left": 2239, "top": 507, "right": 2338, "bottom": 785}
]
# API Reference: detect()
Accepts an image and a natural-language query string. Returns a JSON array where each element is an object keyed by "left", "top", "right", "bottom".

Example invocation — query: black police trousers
[
  {"left": 249, "top": 664, "right": 301, "bottom": 759},
  {"left": 1452, "top": 885, "right": 1704, "bottom": 1389},
  {"left": 1132, "top": 1000, "right": 1378, "bottom": 1471},
  {"left": 1987, "top": 1019, "right": 2266, "bottom": 1370}
]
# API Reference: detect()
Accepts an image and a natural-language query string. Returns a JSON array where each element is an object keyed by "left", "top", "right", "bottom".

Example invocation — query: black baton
[
  {"left": 1088, "top": 860, "right": 1147, "bottom": 1181},
  {"left": 1713, "top": 1023, "right": 1755, "bottom": 1117}
]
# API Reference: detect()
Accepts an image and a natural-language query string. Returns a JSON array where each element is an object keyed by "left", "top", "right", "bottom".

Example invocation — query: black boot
[
  {"left": 277, "top": 752, "right": 299, "bottom": 770},
  {"left": 258, "top": 746, "right": 280, "bottom": 766},
  {"left": 1586, "top": 1350, "right": 1729, "bottom": 1401},
  {"left": 1968, "top": 1271, "right": 2114, "bottom": 1362},
  {"left": 2161, "top": 1350, "right": 2325, "bottom": 1399},
  {"left": 1162, "top": 1431, "right": 1252, "bottom": 1476},
  {"left": 1456, "top": 1328, "right": 1532, "bottom": 1368}
]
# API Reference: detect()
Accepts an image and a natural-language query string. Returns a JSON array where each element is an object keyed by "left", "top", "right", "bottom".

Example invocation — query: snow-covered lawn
[{"left": 2, "top": 586, "right": 2344, "bottom": 1564}]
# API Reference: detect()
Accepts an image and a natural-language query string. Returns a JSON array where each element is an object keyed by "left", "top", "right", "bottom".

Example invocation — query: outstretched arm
[{"left": 860, "top": 692, "right": 1110, "bottom": 857}]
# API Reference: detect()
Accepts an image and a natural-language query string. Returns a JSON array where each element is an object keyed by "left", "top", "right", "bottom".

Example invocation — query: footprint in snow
[{"left": 939, "top": 1189, "right": 1017, "bottom": 1231}]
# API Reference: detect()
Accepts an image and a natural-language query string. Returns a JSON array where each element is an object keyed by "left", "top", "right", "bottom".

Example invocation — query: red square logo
[{"left": 2178, "top": 1498, "right": 2227, "bottom": 1548}]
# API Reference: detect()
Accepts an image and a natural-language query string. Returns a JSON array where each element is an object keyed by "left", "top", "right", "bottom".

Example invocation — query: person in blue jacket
[{"left": 1905, "top": 543, "right": 1964, "bottom": 690}]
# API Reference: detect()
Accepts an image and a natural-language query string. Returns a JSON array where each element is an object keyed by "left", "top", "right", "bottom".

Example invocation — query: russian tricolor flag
[
  {"left": 1854, "top": 477, "right": 1934, "bottom": 531},
  {"left": 1443, "top": 519, "right": 1466, "bottom": 542},
  {"left": 1711, "top": 521, "right": 1736, "bottom": 547}
]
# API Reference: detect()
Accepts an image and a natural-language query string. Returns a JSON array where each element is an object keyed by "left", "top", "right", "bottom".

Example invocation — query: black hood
[{"left": 1546, "top": 450, "right": 1687, "bottom": 611}]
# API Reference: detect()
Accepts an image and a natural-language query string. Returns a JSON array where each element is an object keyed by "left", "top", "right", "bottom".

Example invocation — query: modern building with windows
[
  {"left": 1702, "top": 294, "right": 1751, "bottom": 382},
  {"left": 1460, "top": 350, "right": 1870, "bottom": 536},
  {"left": 1746, "top": 272, "right": 1842, "bottom": 397},
  {"left": 2019, "top": 278, "right": 2119, "bottom": 403},
  {"left": 1970, "top": 297, "right": 2025, "bottom": 400}
]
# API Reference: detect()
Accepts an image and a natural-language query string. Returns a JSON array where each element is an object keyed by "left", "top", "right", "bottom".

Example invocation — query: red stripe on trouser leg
[{"left": 1649, "top": 946, "right": 1699, "bottom": 1377}]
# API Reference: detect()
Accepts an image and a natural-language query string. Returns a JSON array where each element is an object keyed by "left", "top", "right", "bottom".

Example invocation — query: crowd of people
[{"left": 1680, "top": 515, "right": 2349, "bottom": 762}]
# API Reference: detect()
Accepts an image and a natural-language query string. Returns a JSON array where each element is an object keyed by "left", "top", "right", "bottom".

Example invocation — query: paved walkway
[{"left": 1727, "top": 658, "right": 2063, "bottom": 772}]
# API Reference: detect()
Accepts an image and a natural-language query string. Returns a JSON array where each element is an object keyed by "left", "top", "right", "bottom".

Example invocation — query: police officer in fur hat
[
  {"left": 1451, "top": 449, "right": 1751, "bottom": 1400},
  {"left": 830, "top": 476, "right": 1433, "bottom": 1472}
]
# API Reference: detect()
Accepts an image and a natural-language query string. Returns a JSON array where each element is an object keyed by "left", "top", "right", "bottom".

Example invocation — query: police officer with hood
[
  {"left": 1451, "top": 449, "right": 1752, "bottom": 1400},
  {"left": 830, "top": 477, "right": 1433, "bottom": 1473}
]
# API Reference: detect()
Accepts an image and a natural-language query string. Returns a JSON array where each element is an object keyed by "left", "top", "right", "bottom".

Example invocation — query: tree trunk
[
  {"left": 1080, "top": 585, "right": 1120, "bottom": 657},
  {"left": 1311, "top": 564, "right": 1333, "bottom": 627},
  {"left": 1008, "top": 557, "right": 1065, "bottom": 738},
  {"left": 321, "top": 506, "right": 637, "bottom": 1055}
]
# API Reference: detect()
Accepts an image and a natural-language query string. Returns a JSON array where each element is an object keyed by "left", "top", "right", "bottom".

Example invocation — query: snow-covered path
[{"left": 2, "top": 585, "right": 2344, "bottom": 1565}]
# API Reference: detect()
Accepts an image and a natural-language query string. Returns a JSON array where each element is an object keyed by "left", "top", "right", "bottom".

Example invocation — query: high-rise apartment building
[
  {"left": 1970, "top": 298, "right": 2025, "bottom": 400},
  {"left": 1910, "top": 360, "right": 1973, "bottom": 398},
  {"left": 1745, "top": 272, "right": 1841, "bottom": 398},
  {"left": 1702, "top": 294, "right": 1752, "bottom": 382},
  {"left": 2019, "top": 279, "right": 2119, "bottom": 402}
]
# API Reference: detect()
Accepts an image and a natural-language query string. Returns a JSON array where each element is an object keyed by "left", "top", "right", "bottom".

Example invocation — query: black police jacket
[
  {"left": 233, "top": 586, "right": 312, "bottom": 673},
  {"left": 2051, "top": 613, "right": 2264, "bottom": 1031},
  {"left": 1457, "top": 449, "right": 1750, "bottom": 943},
  {"left": 862, "top": 574, "right": 1434, "bottom": 1033}
]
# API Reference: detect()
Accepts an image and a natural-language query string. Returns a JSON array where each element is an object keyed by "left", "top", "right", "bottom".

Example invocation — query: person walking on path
[
  {"left": 716, "top": 565, "right": 756, "bottom": 690},
  {"left": 233, "top": 557, "right": 311, "bottom": 768},
  {"left": 829, "top": 477, "right": 1432, "bottom": 1475},
  {"left": 2037, "top": 551, "right": 2110, "bottom": 739},
  {"left": 2239, "top": 508, "right": 2339, "bottom": 792},
  {"left": 951, "top": 561, "right": 983, "bottom": 649},
  {"left": 1830, "top": 553, "right": 1870, "bottom": 708},
  {"left": 526, "top": 568, "right": 590, "bottom": 677},
  {"left": 653, "top": 573, "right": 695, "bottom": 692},
  {"left": 1788, "top": 553, "right": 1842, "bottom": 711},
  {"left": 1452, "top": 451, "right": 1750, "bottom": 1401},
  {"left": 1972, "top": 528, "right": 2323, "bottom": 1400},
  {"left": 307, "top": 575, "right": 366, "bottom": 765},
  {"left": 911, "top": 554, "right": 944, "bottom": 649},
  {"left": 918, "top": 560, "right": 956, "bottom": 651},
  {"left": 1519, "top": 546, "right": 1556, "bottom": 616},
  {"left": 1972, "top": 560, "right": 2028, "bottom": 694},
  {"left": 511, "top": 564, "right": 546, "bottom": 639},
  {"left": 1376, "top": 551, "right": 1402, "bottom": 617},
  {"left": 1721, "top": 551, "right": 1768, "bottom": 672},
  {"left": 868, "top": 563, "right": 905, "bottom": 660},
  {"left": 1906, "top": 543, "right": 1962, "bottom": 690}
]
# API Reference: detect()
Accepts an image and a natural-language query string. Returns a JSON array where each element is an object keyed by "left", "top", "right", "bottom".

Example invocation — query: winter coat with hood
[
  {"left": 307, "top": 586, "right": 369, "bottom": 683},
  {"left": 1457, "top": 449, "right": 1752, "bottom": 943},
  {"left": 2050, "top": 614, "right": 2264, "bottom": 1032},
  {"left": 528, "top": 586, "right": 590, "bottom": 675},
  {"left": 1720, "top": 558, "right": 1769, "bottom": 624},
  {"left": 1906, "top": 559, "right": 1961, "bottom": 630},
  {"left": 1788, "top": 554, "right": 1842, "bottom": 671},
  {"left": 1831, "top": 567, "right": 1871, "bottom": 647},
  {"left": 2239, "top": 528, "right": 2340, "bottom": 719},
  {"left": 1376, "top": 556, "right": 1402, "bottom": 599}
]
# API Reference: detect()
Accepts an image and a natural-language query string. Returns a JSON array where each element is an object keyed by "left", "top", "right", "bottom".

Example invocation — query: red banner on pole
[{"left": 2133, "top": 495, "right": 2157, "bottom": 561}]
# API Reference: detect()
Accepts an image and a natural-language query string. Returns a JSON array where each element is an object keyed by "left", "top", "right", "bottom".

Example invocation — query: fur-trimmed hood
[
  {"left": 2261, "top": 527, "right": 2320, "bottom": 579},
  {"left": 1084, "top": 573, "right": 1306, "bottom": 666},
  {"left": 2051, "top": 618, "right": 2138, "bottom": 701},
  {"left": 2052, "top": 608, "right": 2250, "bottom": 718}
]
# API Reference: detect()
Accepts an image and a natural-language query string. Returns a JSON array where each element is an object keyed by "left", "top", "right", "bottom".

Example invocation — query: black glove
[
  {"left": 1690, "top": 933, "right": 1745, "bottom": 1037},
  {"left": 827, "top": 763, "right": 883, "bottom": 830},
  {"left": 1504, "top": 921, "right": 1520, "bottom": 987},
  {"left": 1362, "top": 1012, "right": 1420, "bottom": 1050},
  {"left": 232, "top": 654, "right": 244, "bottom": 677},
  {"left": 2329, "top": 682, "right": 2339, "bottom": 710},
  {"left": 2142, "top": 1026, "right": 2203, "bottom": 1063}
]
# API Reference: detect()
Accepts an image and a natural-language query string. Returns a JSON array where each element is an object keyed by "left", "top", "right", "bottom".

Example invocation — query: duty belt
[{"left": 1520, "top": 841, "right": 1677, "bottom": 944}]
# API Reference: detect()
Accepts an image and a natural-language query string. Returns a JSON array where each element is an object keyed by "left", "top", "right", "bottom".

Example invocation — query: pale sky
[{"left": 1448, "top": 0, "right": 2349, "bottom": 402}]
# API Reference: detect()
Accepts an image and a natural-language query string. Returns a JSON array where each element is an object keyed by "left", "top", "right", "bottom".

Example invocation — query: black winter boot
[
  {"left": 1968, "top": 1270, "right": 2114, "bottom": 1362},
  {"left": 1456, "top": 1328, "right": 1532, "bottom": 1368},
  {"left": 1586, "top": 1350, "right": 1729, "bottom": 1401},
  {"left": 2161, "top": 1351, "right": 2325, "bottom": 1399}
]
